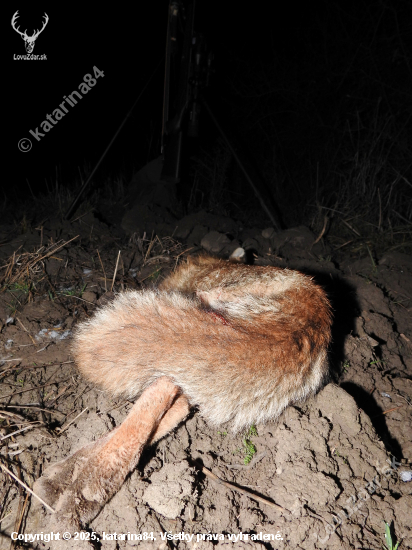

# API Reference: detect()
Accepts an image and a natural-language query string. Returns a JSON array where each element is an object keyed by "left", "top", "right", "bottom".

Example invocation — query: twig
[
  {"left": 381, "top": 405, "right": 404, "bottom": 415},
  {"left": 97, "top": 249, "right": 107, "bottom": 292},
  {"left": 36, "top": 235, "right": 79, "bottom": 263},
  {"left": 144, "top": 233, "right": 156, "bottom": 263},
  {"left": 0, "top": 511, "right": 13, "bottom": 525},
  {"left": 57, "top": 407, "right": 88, "bottom": 434},
  {"left": 377, "top": 187, "right": 382, "bottom": 230},
  {"left": 197, "top": 461, "right": 286, "bottom": 512},
  {"left": 371, "top": 405, "right": 404, "bottom": 418},
  {"left": 45, "top": 384, "right": 71, "bottom": 406},
  {"left": 1, "top": 236, "right": 78, "bottom": 287},
  {"left": 341, "top": 219, "right": 361, "bottom": 237},
  {"left": 313, "top": 215, "right": 328, "bottom": 246},
  {"left": 14, "top": 493, "right": 29, "bottom": 549},
  {"left": 0, "top": 410, "right": 27, "bottom": 422},
  {"left": 70, "top": 209, "right": 95, "bottom": 223},
  {"left": 176, "top": 247, "right": 195, "bottom": 259},
  {"left": 366, "top": 245, "right": 377, "bottom": 272},
  {"left": 111, "top": 251, "right": 121, "bottom": 292},
  {"left": 0, "top": 462, "right": 55, "bottom": 514},
  {"left": 15, "top": 317, "right": 36, "bottom": 345},
  {"left": 334, "top": 240, "right": 354, "bottom": 251},
  {"left": 0, "top": 423, "right": 43, "bottom": 442}
]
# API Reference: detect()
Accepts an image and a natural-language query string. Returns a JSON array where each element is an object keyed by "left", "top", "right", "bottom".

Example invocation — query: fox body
[
  {"left": 35, "top": 255, "right": 332, "bottom": 533},
  {"left": 73, "top": 255, "right": 332, "bottom": 431}
]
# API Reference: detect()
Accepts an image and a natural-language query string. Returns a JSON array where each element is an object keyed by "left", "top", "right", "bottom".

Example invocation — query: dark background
[
  {"left": 8, "top": 5, "right": 168, "bottom": 191},
  {"left": 7, "top": 1, "right": 412, "bottom": 231}
]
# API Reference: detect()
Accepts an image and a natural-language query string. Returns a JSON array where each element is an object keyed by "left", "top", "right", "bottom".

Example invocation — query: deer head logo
[{"left": 11, "top": 11, "right": 49, "bottom": 53}]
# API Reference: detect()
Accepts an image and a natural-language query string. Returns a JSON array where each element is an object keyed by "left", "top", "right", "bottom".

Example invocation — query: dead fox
[{"left": 34, "top": 255, "right": 332, "bottom": 533}]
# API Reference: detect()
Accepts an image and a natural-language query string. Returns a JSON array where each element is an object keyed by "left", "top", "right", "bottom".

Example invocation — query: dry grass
[{"left": 0, "top": 237, "right": 78, "bottom": 290}]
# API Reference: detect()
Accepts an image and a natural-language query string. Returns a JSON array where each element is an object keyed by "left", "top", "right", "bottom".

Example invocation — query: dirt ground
[{"left": 0, "top": 210, "right": 411, "bottom": 550}]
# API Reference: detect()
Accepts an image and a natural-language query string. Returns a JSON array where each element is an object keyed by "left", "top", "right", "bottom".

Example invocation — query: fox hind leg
[{"left": 34, "top": 377, "right": 186, "bottom": 532}]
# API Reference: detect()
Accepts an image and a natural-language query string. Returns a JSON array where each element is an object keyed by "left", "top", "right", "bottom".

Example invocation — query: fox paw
[{"left": 34, "top": 435, "right": 111, "bottom": 532}]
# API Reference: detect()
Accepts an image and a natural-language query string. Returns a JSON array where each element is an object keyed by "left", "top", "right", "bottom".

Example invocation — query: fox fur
[
  {"left": 72, "top": 255, "right": 332, "bottom": 432},
  {"left": 34, "top": 255, "right": 332, "bottom": 533}
]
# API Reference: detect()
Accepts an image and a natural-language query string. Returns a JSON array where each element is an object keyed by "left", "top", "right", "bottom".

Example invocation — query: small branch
[
  {"left": 57, "top": 407, "right": 88, "bottom": 434},
  {"left": 97, "top": 249, "right": 107, "bottom": 293},
  {"left": 313, "top": 216, "right": 328, "bottom": 246},
  {"left": 334, "top": 240, "right": 353, "bottom": 251},
  {"left": 111, "top": 251, "right": 121, "bottom": 292},
  {"left": 16, "top": 317, "right": 36, "bottom": 345},
  {"left": 0, "top": 423, "right": 42, "bottom": 442},
  {"left": 377, "top": 187, "right": 382, "bottom": 230},
  {"left": 0, "top": 462, "right": 55, "bottom": 514},
  {"left": 341, "top": 219, "right": 361, "bottom": 237},
  {"left": 197, "top": 461, "right": 286, "bottom": 512}
]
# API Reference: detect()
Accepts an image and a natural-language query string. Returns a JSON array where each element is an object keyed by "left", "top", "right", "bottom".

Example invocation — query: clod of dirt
[
  {"left": 200, "top": 231, "right": 232, "bottom": 254},
  {"left": 316, "top": 384, "right": 361, "bottom": 436},
  {"left": 143, "top": 461, "right": 195, "bottom": 519}
]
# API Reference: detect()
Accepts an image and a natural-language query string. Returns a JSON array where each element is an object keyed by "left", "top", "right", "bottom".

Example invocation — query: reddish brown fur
[
  {"left": 71, "top": 255, "right": 331, "bottom": 430},
  {"left": 34, "top": 255, "right": 332, "bottom": 533}
]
